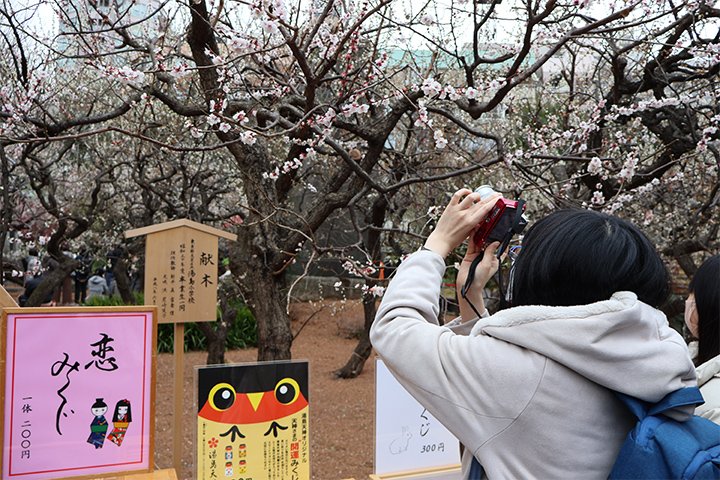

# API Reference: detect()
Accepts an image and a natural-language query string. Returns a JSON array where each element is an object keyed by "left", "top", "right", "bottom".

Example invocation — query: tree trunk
[
  {"left": 27, "top": 257, "right": 76, "bottom": 307},
  {"left": 251, "top": 270, "right": 292, "bottom": 360},
  {"left": 230, "top": 243, "right": 292, "bottom": 360},
  {"left": 197, "top": 281, "right": 238, "bottom": 365},
  {"left": 334, "top": 292, "right": 377, "bottom": 378},
  {"left": 112, "top": 256, "right": 134, "bottom": 304}
]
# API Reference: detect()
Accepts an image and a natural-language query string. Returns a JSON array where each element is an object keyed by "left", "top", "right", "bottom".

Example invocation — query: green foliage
[
  {"left": 224, "top": 301, "right": 259, "bottom": 349},
  {"left": 83, "top": 293, "right": 141, "bottom": 306},
  {"left": 156, "top": 298, "right": 257, "bottom": 353},
  {"left": 80, "top": 293, "right": 257, "bottom": 353}
]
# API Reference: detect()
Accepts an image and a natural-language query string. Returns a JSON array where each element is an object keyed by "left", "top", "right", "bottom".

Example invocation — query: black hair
[
  {"left": 91, "top": 398, "right": 107, "bottom": 409},
  {"left": 510, "top": 209, "right": 670, "bottom": 308},
  {"left": 689, "top": 254, "right": 720, "bottom": 365},
  {"left": 112, "top": 399, "right": 132, "bottom": 423}
]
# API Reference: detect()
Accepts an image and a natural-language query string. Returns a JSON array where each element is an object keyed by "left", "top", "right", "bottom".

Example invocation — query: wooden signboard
[
  {"left": 0, "top": 285, "right": 17, "bottom": 309},
  {"left": 125, "top": 219, "right": 237, "bottom": 324},
  {"left": 0, "top": 306, "right": 157, "bottom": 480},
  {"left": 126, "top": 219, "right": 236, "bottom": 474},
  {"left": 369, "top": 465, "right": 462, "bottom": 479}
]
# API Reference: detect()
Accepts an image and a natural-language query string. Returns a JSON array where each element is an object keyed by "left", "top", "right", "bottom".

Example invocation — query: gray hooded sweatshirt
[{"left": 370, "top": 250, "right": 697, "bottom": 479}]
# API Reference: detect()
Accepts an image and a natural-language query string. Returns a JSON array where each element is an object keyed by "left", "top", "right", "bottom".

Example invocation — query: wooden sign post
[
  {"left": 0, "top": 285, "right": 18, "bottom": 309},
  {"left": 125, "top": 219, "right": 236, "bottom": 474}
]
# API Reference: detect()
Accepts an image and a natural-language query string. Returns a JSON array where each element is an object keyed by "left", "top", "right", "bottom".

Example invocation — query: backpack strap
[
  {"left": 615, "top": 387, "right": 704, "bottom": 420},
  {"left": 469, "top": 456, "right": 485, "bottom": 480}
]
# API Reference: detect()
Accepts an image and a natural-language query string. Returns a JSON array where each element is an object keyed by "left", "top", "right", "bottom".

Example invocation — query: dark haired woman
[
  {"left": 370, "top": 189, "right": 696, "bottom": 479},
  {"left": 107, "top": 399, "right": 132, "bottom": 446},
  {"left": 685, "top": 254, "right": 720, "bottom": 423}
]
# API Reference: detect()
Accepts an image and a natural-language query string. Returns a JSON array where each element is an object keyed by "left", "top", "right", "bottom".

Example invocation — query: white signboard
[{"left": 374, "top": 358, "right": 461, "bottom": 476}]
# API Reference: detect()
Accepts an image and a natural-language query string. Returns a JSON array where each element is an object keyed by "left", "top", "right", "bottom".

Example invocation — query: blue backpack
[
  {"left": 609, "top": 387, "right": 720, "bottom": 479},
  {"left": 468, "top": 387, "right": 720, "bottom": 480}
]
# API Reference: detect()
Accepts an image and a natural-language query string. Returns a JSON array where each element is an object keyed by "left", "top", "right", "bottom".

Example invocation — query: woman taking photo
[{"left": 370, "top": 188, "right": 696, "bottom": 479}]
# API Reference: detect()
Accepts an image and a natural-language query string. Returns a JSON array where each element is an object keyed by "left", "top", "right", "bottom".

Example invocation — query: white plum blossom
[
  {"left": 262, "top": 20, "right": 280, "bottom": 35},
  {"left": 118, "top": 66, "right": 145, "bottom": 86},
  {"left": 591, "top": 190, "right": 605, "bottom": 205},
  {"left": 444, "top": 86, "right": 461, "bottom": 101},
  {"left": 262, "top": 170, "right": 279, "bottom": 180},
  {"left": 206, "top": 114, "right": 221, "bottom": 126},
  {"left": 368, "top": 285, "right": 385, "bottom": 297},
  {"left": 342, "top": 260, "right": 361, "bottom": 277},
  {"left": 421, "top": 77, "right": 443, "bottom": 97},
  {"left": 218, "top": 122, "right": 232, "bottom": 133},
  {"left": 317, "top": 108, "right": 337, "bottom": 127},
  {"left": 232, "top": 110, "right": 249, "bottom": 125},
  {"left": 229, "top": 36, "right": 251, "bottom": 53},
  {"left": 170, "top": 63, "right": 191, "bottom": 79},
  {"left": 465, "top": 87, "right": 480, "bottom": 100},
  {"left": 341, "top": 102, "right": 369, "bottom": 117},
  {"left": 434, "top": 129, "right": 448, "bottom": 149},
  {"left": 239, "top": 131, "right": 257, "bottom": 145},
  {"left": 190, "top": 126, "right": 204, "bottom": 138},
  {"left": 618, "top": 155, "right": 637, "bottom": 182},
  {"left": 414, "top": 105, "right": 432, "bottom": 127},
  {"left": 427, "top": 205, "right": 442, "bottom": 219},
  {"left": 209, "top": 98, "right": 228, "bottom": 113},
  {"left": 587, "top": 157, "right": 603, "bottom": 175}
]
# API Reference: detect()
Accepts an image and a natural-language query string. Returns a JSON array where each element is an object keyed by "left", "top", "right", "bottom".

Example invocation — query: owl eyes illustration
[
  {"left": 209, "top": 383, "right": 236, "bottom": 411},
  {"left": 274, "top": 378, "right": 300, "bottom": 405}
]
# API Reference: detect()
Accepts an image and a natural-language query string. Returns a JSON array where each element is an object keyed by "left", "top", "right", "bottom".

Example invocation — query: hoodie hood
[
  {"left": 473, "top": 291, "right": 696, "bottom": 403},
  {"left": 89, "top": 276, "right": 105, "bottom": 285}
]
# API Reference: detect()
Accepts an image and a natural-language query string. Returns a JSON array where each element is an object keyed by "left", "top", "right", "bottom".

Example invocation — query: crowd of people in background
[{"left": 16, "top": 244, "right": 130, "bottom": 307}]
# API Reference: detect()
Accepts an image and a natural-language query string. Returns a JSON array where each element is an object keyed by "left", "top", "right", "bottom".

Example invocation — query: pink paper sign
[{"left": 1, "top": 309, "right": 155, "bottom": 479}]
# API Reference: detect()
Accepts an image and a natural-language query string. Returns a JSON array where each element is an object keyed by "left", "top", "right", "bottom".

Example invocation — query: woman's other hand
[{"left": 423, "top": 188, "right": 501, "bottom": 258}]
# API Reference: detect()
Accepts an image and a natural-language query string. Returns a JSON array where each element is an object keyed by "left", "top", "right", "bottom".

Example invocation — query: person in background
[
  {"left": 370, "top": 188, "right": 696, "bottom": 479},
  {"left": 106, "top": 245, "right": 123, "bottom": 296},
  {"left": 86, "top": 269, "right": 109, "bottom": 301},
  {"left": 685, "top": 254, "right": 720, "bottom": 423},
  {"left": 72, "top": 248, "right": 91, "bottom": 304},
  {"left": 23, "top": 247, "right": 41, "bottom": 285}
]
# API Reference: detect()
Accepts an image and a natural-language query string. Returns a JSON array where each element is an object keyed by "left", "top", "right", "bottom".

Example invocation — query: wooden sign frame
[
  {"left": 0, "top": 286, "right": 17, "bottom": 309},
  {"left": 0, "top": 306, "right": 157, "bottom": 480},
  {"left": 369, "top": 465, "right": 462, "bottom": 479}
]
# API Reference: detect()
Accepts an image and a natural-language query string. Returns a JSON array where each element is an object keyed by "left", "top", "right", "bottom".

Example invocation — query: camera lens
[{"left": 474, "top": 185, "right": 496, "bottom": 200}]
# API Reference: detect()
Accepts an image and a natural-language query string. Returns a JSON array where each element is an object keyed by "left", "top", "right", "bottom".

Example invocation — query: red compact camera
[{"left": 472, "top": 185, "right": 527, "bottom": 256}]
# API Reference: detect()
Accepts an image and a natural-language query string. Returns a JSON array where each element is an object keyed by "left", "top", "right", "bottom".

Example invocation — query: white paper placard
[{"left": 374, "top": 358, "right": 461, "bottom": 476}]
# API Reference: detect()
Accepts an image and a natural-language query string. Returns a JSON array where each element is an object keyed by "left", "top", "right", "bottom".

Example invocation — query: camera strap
[{"left": 460, "top": 199, "right": 526, "bottom": 318}]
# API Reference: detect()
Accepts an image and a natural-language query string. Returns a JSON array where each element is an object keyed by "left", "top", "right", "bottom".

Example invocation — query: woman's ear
[{"left": 684, "top": 293, "right": 699, "bottom": 338}]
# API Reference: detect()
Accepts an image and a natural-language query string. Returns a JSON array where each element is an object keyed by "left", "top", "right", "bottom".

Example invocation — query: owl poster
[{"left": 196, "top": 361, "right": 310, "bottom": 480}]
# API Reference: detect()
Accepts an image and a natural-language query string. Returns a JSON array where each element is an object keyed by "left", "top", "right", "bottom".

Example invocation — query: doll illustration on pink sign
[
  {"left": 87, "top": 398, "right": 109, "bottom": 449},
  {"left": 106, "top": 399, "right": 132, "bottom": 446}
]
